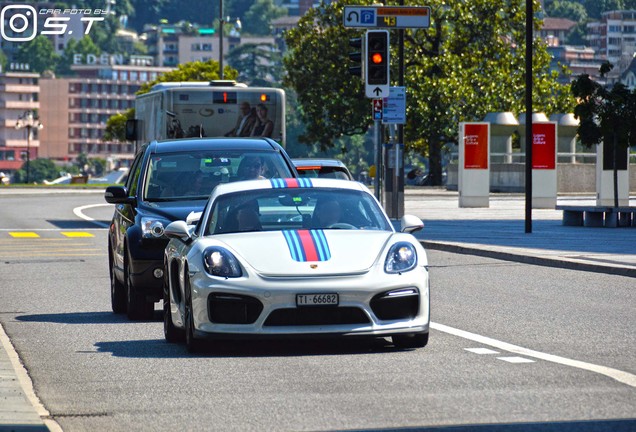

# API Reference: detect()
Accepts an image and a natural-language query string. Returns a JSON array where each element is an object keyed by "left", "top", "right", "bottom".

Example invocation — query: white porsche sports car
[{"left": 163, "top": 178, "right": 430, "bottom": 352}]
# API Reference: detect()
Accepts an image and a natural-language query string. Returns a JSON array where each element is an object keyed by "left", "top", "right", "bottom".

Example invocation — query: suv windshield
[{"left": 144, "top": 151, "right": 293, "bottom": 201}]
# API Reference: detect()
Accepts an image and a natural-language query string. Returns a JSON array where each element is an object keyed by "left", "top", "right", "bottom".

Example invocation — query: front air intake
[{"left": 208, "top": 293, "right": 263, "bottom": 324}]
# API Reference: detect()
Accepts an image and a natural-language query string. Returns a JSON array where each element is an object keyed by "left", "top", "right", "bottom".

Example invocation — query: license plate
[{"left": 296, "top": 293, "right": 339, "bottom": 307}]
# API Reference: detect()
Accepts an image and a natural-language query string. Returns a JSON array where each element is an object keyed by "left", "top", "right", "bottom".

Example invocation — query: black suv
[{"left": 105, "top": 137, "right": 297, "bottom": 320}]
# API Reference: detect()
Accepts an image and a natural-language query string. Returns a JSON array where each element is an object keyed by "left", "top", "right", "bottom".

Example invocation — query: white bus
[{"left": 130, "top": 81, "right": 286, "bottom": 146}]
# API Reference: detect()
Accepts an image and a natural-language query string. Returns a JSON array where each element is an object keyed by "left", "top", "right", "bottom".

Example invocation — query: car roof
[
  {"left": 292, "top": 158, "right": 348, "bottom": 168},
  {"left": 211, "top": 177, "right": 368, "bottom": 197},
  {"left": 145, "top": 137, "right": 283, "bottom": 154}
]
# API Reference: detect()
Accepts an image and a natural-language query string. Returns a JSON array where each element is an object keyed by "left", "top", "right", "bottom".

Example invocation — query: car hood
[
  {"left": 219, "top": 230, "right": 393, "bottom": 277},
  {"left": 140, "top": 200, "right": 206, "bottom": 222}
]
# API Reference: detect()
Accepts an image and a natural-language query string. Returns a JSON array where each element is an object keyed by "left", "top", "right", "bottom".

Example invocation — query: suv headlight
[
  {"left": 141, "top": 217, "right": 170, "bottom": 238},
  {"left": 203, "top": 247, "right": 242, "bottom": 278},
  {"left": 384, "top": 242, "right": 417, "bottom": 274}
]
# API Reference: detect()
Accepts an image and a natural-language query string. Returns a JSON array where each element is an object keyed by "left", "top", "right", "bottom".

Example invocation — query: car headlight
[
  {"left": 384, "top": 242, "right": 417, "bottom": 274},
  {"left": 203, "top": 247, "right": 242, "bottom": 278},
  {"left": 141, "top": 217, "right": 170, "bottom": 238}
]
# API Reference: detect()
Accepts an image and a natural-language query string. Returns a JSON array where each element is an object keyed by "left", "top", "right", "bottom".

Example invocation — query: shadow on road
[
  {"left": 46, "top": 219, "right": 110, "bottom": 229},
  {"left": 362, "top": 418, "right": 636, "bottom": 432},
  {"left": 15, "top": 311, "right": 151, "bottom": 325},
  {"left": 93, "top": 336, "right": 400, "bottom": 359}
]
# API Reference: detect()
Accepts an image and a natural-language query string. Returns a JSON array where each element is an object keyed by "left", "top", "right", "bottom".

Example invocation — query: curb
[{"left": 421, "top": 241, "right": 636, "bottom": 279}]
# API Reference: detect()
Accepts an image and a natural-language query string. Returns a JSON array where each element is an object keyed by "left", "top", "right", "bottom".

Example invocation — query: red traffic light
[{"left": 371, "top": 53, "right": 383, "bottom": 64}]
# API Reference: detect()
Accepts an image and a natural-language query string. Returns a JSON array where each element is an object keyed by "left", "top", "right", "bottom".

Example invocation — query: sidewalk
[{"left": 405, "top": 188, "right": 636, "bottom": 278}]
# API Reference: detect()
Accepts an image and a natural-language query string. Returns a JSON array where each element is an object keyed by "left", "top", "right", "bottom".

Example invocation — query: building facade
[
  {"left": 39, "top": 61, "right": 172, "bottom": 166},
  {"left": 587, "top": 10, "right": 636, "bottom": 67},
  {"left": 0, "top": 72, "right": 40, "bottom": 174}
]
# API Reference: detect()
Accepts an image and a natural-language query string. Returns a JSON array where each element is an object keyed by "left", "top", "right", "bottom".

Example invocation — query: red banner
[
  {"left": 532, "top": 123, "right": 556, "bottom": 170},
  {"left": 463, "top": 123, "right": 488, "bottom": 169}
]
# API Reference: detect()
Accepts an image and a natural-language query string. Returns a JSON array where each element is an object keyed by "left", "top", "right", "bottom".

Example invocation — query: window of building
[{"left": 0, "top": 150, "right": 16, "bottom": 160}]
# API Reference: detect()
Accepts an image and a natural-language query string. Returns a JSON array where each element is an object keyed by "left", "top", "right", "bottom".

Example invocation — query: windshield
[
  {"left": 205, "top": 188, "right": 392, "bottom": 235},
  {"left": 144, "top": 151, "right": 293, "bottom": 201}
]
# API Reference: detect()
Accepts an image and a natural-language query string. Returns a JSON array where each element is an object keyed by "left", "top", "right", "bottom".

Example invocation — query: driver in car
[{"left": 312, "top": 199, "right": 342, "bottom": 228}]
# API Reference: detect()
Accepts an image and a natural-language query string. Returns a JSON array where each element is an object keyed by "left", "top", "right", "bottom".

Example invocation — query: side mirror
[
  {"left": 125, "top": 119, "right": 140, "bottom": 141},
  {"left": 164, "top": 220, "right": 192, "bottom": 241},
  {"left": 104, "top": 185, "right": 135, "bottom": 205},
  {"left": 400, "top": 214, "right": 424, "bottom": 234},
  {"left": 186, "top": 211, "right": 202, "bottom": 225}
]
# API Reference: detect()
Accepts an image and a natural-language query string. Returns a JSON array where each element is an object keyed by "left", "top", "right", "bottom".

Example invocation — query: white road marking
[
  {"left": 464, "top": 347, "right": 499, "bottom": 355},
  {"left": 497, "top": 356, "right": 536, "bottom": 364},
  {"left": 431, "top": 322, "right": 636, "bottom": 388},
  {"left": 73, "top": 203, "right": 111, "bottom": 228}
]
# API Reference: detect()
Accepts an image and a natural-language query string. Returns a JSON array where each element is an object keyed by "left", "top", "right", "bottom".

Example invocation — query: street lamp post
[
  {"left": 15, "top": 110, "right": 43, "bottom": 184},
  {"left": 218, "top": 0, "right": 242, "bottom": 80}
]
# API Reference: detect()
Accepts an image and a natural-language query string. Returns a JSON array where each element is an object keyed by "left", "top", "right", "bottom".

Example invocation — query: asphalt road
[{"left": 0, "top": 191, "right": 635, "bottom": 431}]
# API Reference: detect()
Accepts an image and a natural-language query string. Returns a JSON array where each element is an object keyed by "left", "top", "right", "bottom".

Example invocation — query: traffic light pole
[{"left": 374, "top": 118, "right": 382, "bottom": 201}]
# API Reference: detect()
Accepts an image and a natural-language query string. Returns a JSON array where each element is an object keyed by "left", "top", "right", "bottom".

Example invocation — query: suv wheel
[
  {"left": 110, "top": 257, "right": 127, "bottom": 314},
  {"left": 125, "top": 249, "right": 155, "bottom": 321}
]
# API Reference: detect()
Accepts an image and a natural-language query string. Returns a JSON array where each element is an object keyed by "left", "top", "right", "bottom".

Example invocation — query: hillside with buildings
[{"left": 1, "top": 0, "right": 636, "bottom": 180}]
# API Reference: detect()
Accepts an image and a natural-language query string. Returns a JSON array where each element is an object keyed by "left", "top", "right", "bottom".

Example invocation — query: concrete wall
[{"left": 447, "top": 163, "right": 636, "bottom": 193}]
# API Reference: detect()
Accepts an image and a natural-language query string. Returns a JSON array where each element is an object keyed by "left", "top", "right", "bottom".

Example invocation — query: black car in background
[{"left": 105, "top": 137, "right": 297, "bottom": 320}]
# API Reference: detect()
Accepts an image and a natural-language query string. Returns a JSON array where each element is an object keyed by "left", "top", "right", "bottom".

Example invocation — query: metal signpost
[{"left": 345, "top": 5, "right": 429, "bottom": 216}]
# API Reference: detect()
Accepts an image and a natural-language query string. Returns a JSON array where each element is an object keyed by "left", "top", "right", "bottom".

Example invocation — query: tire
[
  {"left": 110, "top": 255, "right": 127, "bottom": 314},
  {"left": 125, "top": 249, "right": 155, "bottom": 321},
  {"left": 392, "top": 332, "right": 429, "bottom": 349},
  {"left": 163, "top": 274, "right": 184, "bottom": 343},
  {"left": 184, "top": 276, "right": 203, "bottom": 353}
]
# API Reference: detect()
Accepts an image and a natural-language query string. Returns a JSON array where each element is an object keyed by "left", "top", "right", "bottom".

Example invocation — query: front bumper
[{"left": 186, "top": 266, "right": 430, "bottom": 338}]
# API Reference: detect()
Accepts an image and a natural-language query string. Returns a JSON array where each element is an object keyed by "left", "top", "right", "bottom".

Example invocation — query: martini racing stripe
[
  {"left": 270, "top": 178, "right": 313, "bottom": 189},
  {"left": 282, "top": 229, "right": 331, "bottom": 262}
]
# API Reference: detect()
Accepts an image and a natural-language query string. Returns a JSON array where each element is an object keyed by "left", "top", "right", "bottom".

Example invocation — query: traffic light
[
  {"left": 365, "top": 30, "right": 389, "bottom": 86},
  {"left": 348, "top": 36, "right": 364, "bottom": 77}
]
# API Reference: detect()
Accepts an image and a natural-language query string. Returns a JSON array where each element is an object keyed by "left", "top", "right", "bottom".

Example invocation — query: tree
[
  {"left": 56, "top": 36, "right": 101, "bottom": 76},
  {"left": 580, "top": 0, "right": 622, "bottom": 20},
  {"left": 284, "top": 0, "right": 575, "bottom": 184},
  {"left": 242, "top": 0, "right": 287, "bottom": 36},
  {"left": 571, "top": 62, "right": 636, "bottom": 207},
  {"left": 13, "top": 159, "right": 60, "bottom": 184},
  {"left": 226, "top": 43, "right": 283, "bottom": 86},
  {"left": 15, "top": 36, "right": 59, "bottom": 74},
  {"left": 545, "top": 1, "right": 587, "bottom": 22},
  {"left": 104, "top": 109, "right": 135, "bottom": 142}
]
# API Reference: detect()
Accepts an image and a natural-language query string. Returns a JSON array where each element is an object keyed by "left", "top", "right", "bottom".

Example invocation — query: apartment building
[
  {"left": 0, "top": 71, "right": 40, "bottom": 174},
  {"left": 144, "top": 23, "right": 227, "bottom": 67},
  {"left": 39, "top": 60, "right": 171, "bottom": 165},
  {"left": 587, "top": 10, "right": 636, "bottom": 67}
]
